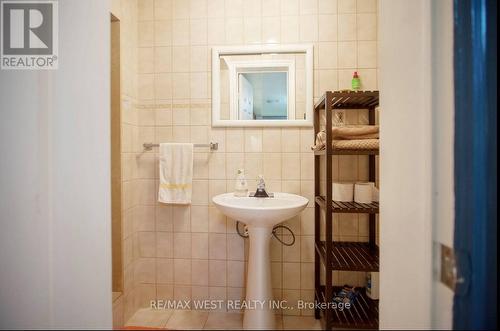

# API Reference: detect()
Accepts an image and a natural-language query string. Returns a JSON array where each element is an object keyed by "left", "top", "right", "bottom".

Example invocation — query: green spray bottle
[{"left": 351, "top": 71, "right": 361, "bottom": 91}]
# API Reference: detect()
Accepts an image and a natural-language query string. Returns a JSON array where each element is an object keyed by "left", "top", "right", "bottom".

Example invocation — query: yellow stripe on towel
[{"left": 160, "top": 183, "right": 192, "bottom": 189}]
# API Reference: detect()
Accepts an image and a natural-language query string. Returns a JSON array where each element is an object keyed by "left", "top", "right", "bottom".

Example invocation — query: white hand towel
[{"left": 158, "top": 143, "right": 193, "bottom": 204}]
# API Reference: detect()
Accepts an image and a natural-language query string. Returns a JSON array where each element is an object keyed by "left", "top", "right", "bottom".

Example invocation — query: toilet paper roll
[
  {"left": 366, "top": 272, "right": 380, "bottom": 300},
  {"left": 372, "top": 187, "right": 379, "bottom": 202},
  {"left": 354, "top": 182, "right": 374, "bottom": 203},
  {"left": 332, "top": 182, "right": 354, "bottom": 202}
]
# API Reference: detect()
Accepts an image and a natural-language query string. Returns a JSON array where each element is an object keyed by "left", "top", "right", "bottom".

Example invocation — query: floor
[{"left": 125, "top": 308, "right": 322, "bottom": 330}]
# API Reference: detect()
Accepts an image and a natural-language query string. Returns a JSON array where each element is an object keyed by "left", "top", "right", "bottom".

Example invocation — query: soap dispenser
[{"left": 234, "top": 169, "right": 248, "bottom": 197}]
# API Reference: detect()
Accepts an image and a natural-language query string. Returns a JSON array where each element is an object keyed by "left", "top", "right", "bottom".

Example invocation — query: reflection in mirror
[
  {"left": 238, "top": 72, "right": 288, "bottom": 120},
  {"left": 213, "top": 45, "right": 313, "bottom": 127}
]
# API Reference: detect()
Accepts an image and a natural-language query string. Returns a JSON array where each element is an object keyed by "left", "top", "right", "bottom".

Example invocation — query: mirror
[
  {"left": 238, "top": 72, "right": 288, "bottom": 120},
  {"left": 212, "top": 45, "right": 313, "bottom": 127}
]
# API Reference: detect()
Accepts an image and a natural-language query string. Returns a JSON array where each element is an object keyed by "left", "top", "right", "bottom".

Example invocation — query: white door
[{"left": 238, "top": 74, "right": 254, "bottom": 120}]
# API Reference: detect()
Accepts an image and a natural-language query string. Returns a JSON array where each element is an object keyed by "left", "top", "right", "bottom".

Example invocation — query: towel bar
[{"left": 143, "top": 142, "right": 218, "bottom": 152}]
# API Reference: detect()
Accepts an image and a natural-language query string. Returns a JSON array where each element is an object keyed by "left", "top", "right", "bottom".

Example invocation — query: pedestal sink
[{"left": 212, "top": 192, "right": 309, "bottom": 330}]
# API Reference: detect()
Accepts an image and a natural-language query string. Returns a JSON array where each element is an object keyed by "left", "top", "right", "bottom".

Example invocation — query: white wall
[
  {"left": 379, "top": 0, "right": 454, "bottom": 329},
  {"left": 0, "top": 72, "right": 52, "bottom": 329},
  {"left": 0, "top": 0, "right": 112, "bottom": 328}
]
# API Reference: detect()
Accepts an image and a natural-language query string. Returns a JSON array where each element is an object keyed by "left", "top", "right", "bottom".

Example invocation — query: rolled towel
[{"left": 312, "top": 131, "right": 327, "bottom": 151}]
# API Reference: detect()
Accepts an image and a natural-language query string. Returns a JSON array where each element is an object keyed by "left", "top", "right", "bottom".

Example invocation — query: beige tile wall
[{"left": 129, "top": 0, "right": 378, "bottom": 319}]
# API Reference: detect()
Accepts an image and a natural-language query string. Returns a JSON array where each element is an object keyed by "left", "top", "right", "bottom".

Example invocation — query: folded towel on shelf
[
  {"left": 158, "top": 143, "right": 193, "bottom": 204},
  {"left": 332, "top": 139, "right": 379, "bottom": 150},
  {"left": 332, "top": 125, "right": 379, "bottom": 140},
  {"left": 311, "top": 127, "right": 379, "bottom": 151}
]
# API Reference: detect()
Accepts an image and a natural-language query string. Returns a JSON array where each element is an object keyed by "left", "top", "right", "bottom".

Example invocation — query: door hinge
[{"left": 440, "top": 244, "right": 471, "bottom": 295}]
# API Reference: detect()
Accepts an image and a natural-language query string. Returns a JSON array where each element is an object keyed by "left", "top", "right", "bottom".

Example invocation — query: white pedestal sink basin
[{"left": 212, "top": 193, "right": 309, "bottom": 330}]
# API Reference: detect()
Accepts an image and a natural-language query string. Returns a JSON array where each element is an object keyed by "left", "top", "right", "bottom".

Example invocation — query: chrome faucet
[{"left": 254, "top": 175, "right": 270, "bottom": 198}]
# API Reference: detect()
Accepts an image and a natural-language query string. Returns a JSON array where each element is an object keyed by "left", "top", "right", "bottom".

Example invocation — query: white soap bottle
[{"left": 234, "top": 169, "right": 248, "bottom": 197}]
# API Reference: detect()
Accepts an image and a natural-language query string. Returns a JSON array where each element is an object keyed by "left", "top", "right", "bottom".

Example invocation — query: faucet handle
[{"left": 257, "top": 175, "right": 265, "bottom": 187}]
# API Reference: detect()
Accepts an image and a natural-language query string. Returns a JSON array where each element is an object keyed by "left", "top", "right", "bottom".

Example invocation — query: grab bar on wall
[{"left": 142, "top": 142, "right": 219, "bottom": 152}]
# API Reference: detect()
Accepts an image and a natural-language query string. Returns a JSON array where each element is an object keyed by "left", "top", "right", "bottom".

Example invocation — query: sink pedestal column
[{"left": 243, "top": 225, "right": 276, "bottom": 330}]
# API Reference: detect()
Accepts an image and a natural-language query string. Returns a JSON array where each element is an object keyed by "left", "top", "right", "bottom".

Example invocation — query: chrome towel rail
[{"left": 143, "top": 142, "right": 218, "bottom": 152}]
